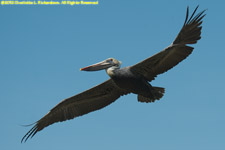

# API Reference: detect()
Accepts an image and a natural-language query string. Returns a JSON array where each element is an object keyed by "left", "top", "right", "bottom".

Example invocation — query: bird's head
[{"left": 80, "top": 58, "right": 122, "bottom": 71}]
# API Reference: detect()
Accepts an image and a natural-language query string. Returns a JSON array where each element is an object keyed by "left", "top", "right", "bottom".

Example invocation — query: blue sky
[{"left": 1, "top": 0, "right": 225, "bottom": 149}]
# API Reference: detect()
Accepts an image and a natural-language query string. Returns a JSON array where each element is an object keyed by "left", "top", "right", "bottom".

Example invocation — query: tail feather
[
  {"left": 152, "top": 87, "right": 165, "bottom": 100},
  {"left": 138, "top": 87, "right": 165, "bottom": 103}
]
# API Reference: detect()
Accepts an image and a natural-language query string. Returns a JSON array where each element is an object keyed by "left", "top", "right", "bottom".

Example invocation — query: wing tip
[
  {"left": 186, "top": 5, "right": 206, "bottom": 25},
  {"left": 173, "top": 5, "right": 206, "bottom": 45},
  {"left": 21, "top": 124, "right": 39, "bottom": 143}
]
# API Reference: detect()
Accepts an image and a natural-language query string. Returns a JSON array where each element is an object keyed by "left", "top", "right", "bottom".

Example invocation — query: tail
[{"left": 138, "top": 87, "right": 165, "bottom": 103}]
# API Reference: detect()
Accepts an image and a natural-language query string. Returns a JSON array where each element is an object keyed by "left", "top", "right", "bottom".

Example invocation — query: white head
[{"left": 80, "top": 58, "right": 122, "bottom": 71}]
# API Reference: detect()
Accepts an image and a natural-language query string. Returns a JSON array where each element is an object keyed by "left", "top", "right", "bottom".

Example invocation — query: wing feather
[
  {"left": 21, "top": 79, "right": 128, "bottom": 142},
  {"left": 130, "top": 6, "right": 206, "bottom": 81}
]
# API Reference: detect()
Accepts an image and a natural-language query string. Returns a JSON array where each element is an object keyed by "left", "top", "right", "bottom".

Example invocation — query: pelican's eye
[{"left": 107, "top": 58, "right": 113, "bottom": 63}]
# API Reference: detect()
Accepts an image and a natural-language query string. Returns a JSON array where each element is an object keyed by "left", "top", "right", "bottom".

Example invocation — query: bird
[{"left": 21, "top": 6, "right": 206, "bottom": 143}]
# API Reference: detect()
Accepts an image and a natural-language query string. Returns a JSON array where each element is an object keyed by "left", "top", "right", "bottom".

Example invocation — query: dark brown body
[{"left": 110, "top": 67, "right": 163, "bottom": 101}]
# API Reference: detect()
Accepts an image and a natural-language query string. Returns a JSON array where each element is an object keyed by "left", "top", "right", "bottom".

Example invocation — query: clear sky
[{"left": 1, "top": 0, "right": 225, "bottom": 150}]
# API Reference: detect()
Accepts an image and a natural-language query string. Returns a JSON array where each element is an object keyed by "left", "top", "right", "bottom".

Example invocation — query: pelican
[{"left": 21, "top": 6, "right": 206, "bottom": 142}]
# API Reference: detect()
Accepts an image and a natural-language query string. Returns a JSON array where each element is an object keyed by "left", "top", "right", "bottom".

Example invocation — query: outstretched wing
[
  {"left": 130, "top": 6, "right": 206, "bottom": 81},
  {"left": 21, "top": 79, "right": 128, "bottom": 142}
]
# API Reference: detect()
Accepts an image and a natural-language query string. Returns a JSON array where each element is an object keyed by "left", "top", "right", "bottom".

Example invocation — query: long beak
[{"left": 80, "top": 60, "right": 113, "bottom": 71}]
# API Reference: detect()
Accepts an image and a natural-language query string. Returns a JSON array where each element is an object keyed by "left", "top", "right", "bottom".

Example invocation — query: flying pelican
[{"left": 21, "top": 6, "right": 206, "bottom": 142}]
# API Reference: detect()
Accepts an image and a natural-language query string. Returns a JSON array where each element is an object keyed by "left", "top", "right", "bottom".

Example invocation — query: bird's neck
[{"left": 106, "top": 66, "right": 120, "bottom": 77}]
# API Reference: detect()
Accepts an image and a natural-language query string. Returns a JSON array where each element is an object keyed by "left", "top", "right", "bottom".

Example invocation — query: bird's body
[
  {"left": 108, "top": 67, "right": 145, "bottom": 93},
  {"left": 21, "top": 6, "right": 206, "bottom": 142},
  {"left": 107, "top": 67, "right": 162, "bottom": 101}
]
